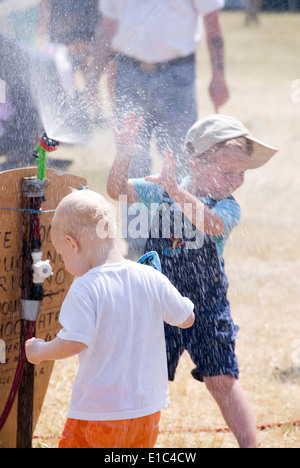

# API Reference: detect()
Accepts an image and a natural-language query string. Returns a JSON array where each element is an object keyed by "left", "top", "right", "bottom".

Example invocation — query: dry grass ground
[{"left": 33, "top": 12, "right": 300, "bottom": 448}]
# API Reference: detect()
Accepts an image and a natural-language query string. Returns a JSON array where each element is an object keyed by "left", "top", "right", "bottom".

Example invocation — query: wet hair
[
  {"left": 52, "top": 189, "right": 116, "bottom": 241},
  {"left": 216, "top": 137, "right": 253, "bottom": 155},
  {"left": 198, "top": 137, "right": 254, "bottom": 161}
]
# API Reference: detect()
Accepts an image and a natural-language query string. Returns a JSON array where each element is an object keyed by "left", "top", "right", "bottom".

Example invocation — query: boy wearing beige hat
[{"left": 107, "top": 112, "right": 278, "bottom": 448}]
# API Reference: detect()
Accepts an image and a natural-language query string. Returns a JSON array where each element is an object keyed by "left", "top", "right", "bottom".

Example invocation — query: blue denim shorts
[
  {"left": 114, "top": 54, "right": 198, "bottom": 179},
  {"left": 164, "top": 318, "right": 240, "bottom": 382}
]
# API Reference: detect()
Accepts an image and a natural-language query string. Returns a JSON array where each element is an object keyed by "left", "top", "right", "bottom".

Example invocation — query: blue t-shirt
[{"left": 131, "top": 176, "right": 241, "bottom": 263}]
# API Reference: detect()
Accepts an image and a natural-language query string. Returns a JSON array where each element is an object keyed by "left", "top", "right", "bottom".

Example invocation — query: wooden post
[
  {"left": 16, "top": 323, "right": 35, "bottom": 448},
  {"left": 16, "top": 182, "right": 36, "bottom": 449}
]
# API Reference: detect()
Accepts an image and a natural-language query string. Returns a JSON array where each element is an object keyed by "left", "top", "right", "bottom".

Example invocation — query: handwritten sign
[{"left": 0, "top": 168, "right": 87, "bottom": 448}]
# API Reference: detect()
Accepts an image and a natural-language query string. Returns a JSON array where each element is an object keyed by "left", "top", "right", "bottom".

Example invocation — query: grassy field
[{"left": 33, "top": 12, "right": 300, "bottom": 448}]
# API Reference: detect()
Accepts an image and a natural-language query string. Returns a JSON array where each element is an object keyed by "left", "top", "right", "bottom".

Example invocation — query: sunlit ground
[{"left": 33, "top": 11, "right": 300, "bottom": 448}]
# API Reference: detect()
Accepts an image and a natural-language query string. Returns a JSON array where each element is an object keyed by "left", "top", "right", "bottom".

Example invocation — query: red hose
[
  {"left": 159, "top": 419, "right": 300, "bottom": 435},
  {"left": 0, "top": 321, "right": 35, "bottom": 432}
]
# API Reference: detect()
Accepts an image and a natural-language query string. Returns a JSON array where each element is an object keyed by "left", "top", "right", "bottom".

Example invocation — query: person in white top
[
  {"left": 25, "top": 189, "right": 194, "bottom": 448},
  {"left": 87, "top": 0, "right": 229, "bottom": 179}
]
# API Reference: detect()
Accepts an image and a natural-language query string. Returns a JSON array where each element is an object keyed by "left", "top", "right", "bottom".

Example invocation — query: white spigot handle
[{"left": 32, "top": 251, "right": 53, "bottom": 284}]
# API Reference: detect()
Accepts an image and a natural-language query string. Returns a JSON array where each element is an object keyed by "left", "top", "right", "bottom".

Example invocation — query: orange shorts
[{"left": 58, "top": 411, "right": 161, "bottom": 448}]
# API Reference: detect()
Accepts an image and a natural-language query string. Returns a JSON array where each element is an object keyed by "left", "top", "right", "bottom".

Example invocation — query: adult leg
[
  {"left": 0, "top": 35, "right": 41, "bottom": 166},
  {"left": 0, "top": 85, "right": 40, "bottom": 167},
  {"left": 204, "top": 374, "right": 257, "bottom": 448}
]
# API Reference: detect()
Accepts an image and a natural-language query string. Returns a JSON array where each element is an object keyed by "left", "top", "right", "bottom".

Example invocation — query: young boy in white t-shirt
[{"left": 25, "top": 189, "right": 194, "bottom": 448}]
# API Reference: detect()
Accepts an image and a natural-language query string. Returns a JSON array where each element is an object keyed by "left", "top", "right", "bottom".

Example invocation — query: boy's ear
[{"left": 65, "top": 235, "right": 79, "bottom": 252}]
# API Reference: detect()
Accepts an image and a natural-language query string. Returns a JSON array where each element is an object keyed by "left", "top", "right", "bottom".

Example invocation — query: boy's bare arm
[
  {"left": 204, "top": 10, "right": 229, "bottom": 112},
  {"left": 170, "top": 186, "right": 225, "bottom": 236},
  {"left": 146, "top": 150, "right": 225, "bottom": 236},
  {"left": 25, "top": 337, "right": 87, "bottom": 366},
  {"left": 107, "top": 113, "right": 142, "bottom": 203},
  {"left": 178, "top": 312, "right": 195, "bottom": 329}
]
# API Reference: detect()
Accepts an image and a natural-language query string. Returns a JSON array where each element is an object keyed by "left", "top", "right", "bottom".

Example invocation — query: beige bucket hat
[{"left": 184, "top": 114, "right": 278, "bottom": 169}]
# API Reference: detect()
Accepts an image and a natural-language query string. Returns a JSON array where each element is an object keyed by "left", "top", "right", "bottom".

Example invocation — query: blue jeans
[{"left": 114, "top": 55, "right": 198, "bottom": 179}]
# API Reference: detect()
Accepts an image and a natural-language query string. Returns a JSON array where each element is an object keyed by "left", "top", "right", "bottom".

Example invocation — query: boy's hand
[
  {"left": 145, "top": 149, "right": 179, "bottom": 196},
  {"left": 111, "top": 112, "right": 143, "bottom": 159},
  {"left": 25, "top": 337, "right": 45, "bottom": 365}
]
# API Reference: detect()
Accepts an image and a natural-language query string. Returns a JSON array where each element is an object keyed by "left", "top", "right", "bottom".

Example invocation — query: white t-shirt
[
  {"left": 99, "top": 0, "right": 225, "bottom": 63},
  {"left": 57, "top": 260, "right": 194, "bottom": 421}
]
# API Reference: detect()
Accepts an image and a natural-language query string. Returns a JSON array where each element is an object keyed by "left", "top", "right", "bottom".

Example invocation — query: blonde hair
[{"left": 52, "top": 189, "right": 116, "bottom": 241}]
